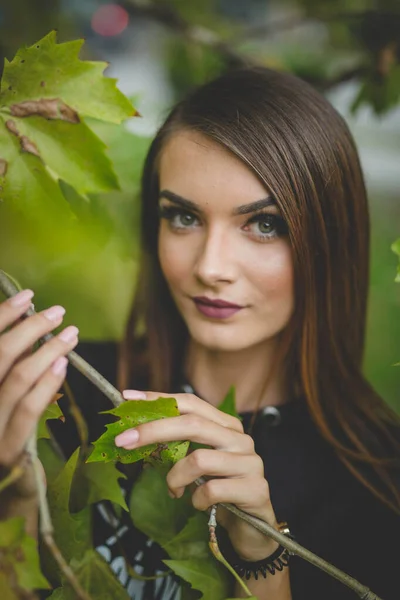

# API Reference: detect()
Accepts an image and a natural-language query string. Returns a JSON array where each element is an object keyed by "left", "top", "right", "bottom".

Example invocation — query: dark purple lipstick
[{"left": 192, "top": 296, "right": 244, "bottom": 319}]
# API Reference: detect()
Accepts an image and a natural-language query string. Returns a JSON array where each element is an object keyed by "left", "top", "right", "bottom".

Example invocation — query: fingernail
[
  {"left": 52, "top": 356, "right": 68, "bottom": 375},
  {"left": 10, "top": 289, "right": 34, "bottom": 307},
  {"left": 43, "top": 305, "right": 66, "bottom": 321},
  {"left": 167, "top": 489, "right": 176, "bottom": 499},
  {"left": 115, "top": 429, "right": 139, "bottom": 447},
  {"left": 59, "top": 325, "right": 79, "bottom": 343},
  {"left": 122, "top": 389, "right": 147, "bottom": 400}
]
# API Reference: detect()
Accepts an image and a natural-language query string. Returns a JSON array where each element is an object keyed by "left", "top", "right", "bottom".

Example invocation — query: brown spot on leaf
[
  {"left": 6, "top": 120, "right": 41, "bottom": 158},
  {"left": 10, "top": 98, "right": 80, "bottom": 123},
  {"left": 5, "top": 119, "right": 19, "bottom": 136},
  {"left": 101, "top": 453, "right": 106, "bottom": 458},
  {"left": 150, "top": 443, "right": 168, "bottom": 462},
  {"left": 40, "top": 81, "right": 45, "bottom": 87},
  {"left": 0, "top": 159, "right": 7, "bottom": 177},
  {"left": 21, "top": 136, "right": 40, "bottom": 157}
]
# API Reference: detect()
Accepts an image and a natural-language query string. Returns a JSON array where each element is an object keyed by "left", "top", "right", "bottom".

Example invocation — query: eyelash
[{"left": 158, "top": 205, "right": 288, "bottom": 242}]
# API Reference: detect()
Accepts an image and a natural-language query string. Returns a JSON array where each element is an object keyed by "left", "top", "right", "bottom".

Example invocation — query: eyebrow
[{"left": 159, "top": 189, "right": 275, "bottom": 216}]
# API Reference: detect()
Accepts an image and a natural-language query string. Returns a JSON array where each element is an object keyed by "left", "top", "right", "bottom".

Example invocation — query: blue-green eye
[
  {"left": 245, "top": 213, "right": 288, "bottom": 241},
  {"left": 179, "top": 213, "right": 196, "bottom": 226},
  {"left": 257, "top": 219, "right": 274, "bottom": 234},
  {"left": 158, "top": 205, "right": 199, "bottom": 229}
]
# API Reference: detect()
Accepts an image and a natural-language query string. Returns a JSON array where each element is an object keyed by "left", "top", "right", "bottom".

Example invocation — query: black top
[{"left": 51, "top": 341, "right": 400, "bottom": 600}]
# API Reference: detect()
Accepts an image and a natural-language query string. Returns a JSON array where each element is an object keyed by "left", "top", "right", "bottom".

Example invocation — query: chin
[{"left": 187, "top": 321, "right": 259, "bottom": 353}]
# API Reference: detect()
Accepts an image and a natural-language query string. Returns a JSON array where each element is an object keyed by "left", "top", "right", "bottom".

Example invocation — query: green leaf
[
  {"left": 87, "top": 398, "right": 189, "bottom": 466},
  {"left": 0, "top": 517, "right": 50, "bottom": 591},
  {"left": 0, "top": 125, "right": 75, "bottom": 216},
  {"left": 37, "top": 438, "right": 65, "bottom": 485},
  {"left": 0, "top": 31, "right": 135, "bottom": 123},
  {"left": 48, "top": 550, "right": 130, "bottom": 600},
  {"left": 164, "top": 513, "right": 209, "bottom": 560},
  {"left": 129, "top": 467, "right": 193, "bottom": 547},
  {"left": 130, "top": 470, "right": 230, "bottom": 599},
  {"left": 351, "top": 66, "right": 400, "bottom": 115},
  {"left": 37, "top": 400, "right": 63, "bottom": 439},
  {"left": 72, "top": 458, "right": 128, "bottom": 512},
  {"left": 163, "top": 558, "right": 230, "bottom": 600},
  {"left": 9, "top": 115, "right": 119, "bottom": 195},
  {"left": 0, "top": 572, "right": 19, "bottom": 600},
  {"left": 43, "top": 448, "right": 91, "bottom": 582},
  {"left": 218, "top": 386, "right": 240, "bottom": 420},
  {"left": 0, "top": 30, "right": 137, "bottom": 208}
]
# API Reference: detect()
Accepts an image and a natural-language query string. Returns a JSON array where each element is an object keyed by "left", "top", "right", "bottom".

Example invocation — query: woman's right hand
[{"left": 0, "top": 289, "right": 79, "bottom": 470}]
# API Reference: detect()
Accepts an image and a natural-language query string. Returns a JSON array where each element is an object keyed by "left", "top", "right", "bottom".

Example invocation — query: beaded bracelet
[{"left": 218, "top": 522, "right": 294, "bottom": 581}]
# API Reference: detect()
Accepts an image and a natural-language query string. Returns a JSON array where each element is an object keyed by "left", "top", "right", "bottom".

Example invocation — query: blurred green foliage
[{"left": 0, "top": 0, "right": 398, "bottom": 410}]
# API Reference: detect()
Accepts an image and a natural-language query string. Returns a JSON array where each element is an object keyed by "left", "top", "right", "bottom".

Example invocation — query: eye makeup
[{"left": 158, "top": 203, "right": 288, "bottom": 242}]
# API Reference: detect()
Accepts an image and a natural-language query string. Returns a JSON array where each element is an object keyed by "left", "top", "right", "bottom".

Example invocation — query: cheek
[
  {"left": 158, "top": 228, "right": 191, "bottom": 287},
  {"left": 247, "top": 242, "right": 294, "bottom": 307}
]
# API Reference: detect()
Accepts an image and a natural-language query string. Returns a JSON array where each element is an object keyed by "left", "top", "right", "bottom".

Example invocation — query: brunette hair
[{"left": 118, "top": 66, "right": 400, "bottom": 513}]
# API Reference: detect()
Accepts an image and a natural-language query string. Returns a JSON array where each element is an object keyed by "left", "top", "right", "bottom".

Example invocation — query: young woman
[{"left": 0, "top": 67, "right": 399, "bottom": 600}]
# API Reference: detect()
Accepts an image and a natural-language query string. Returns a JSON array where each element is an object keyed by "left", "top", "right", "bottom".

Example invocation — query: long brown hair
[{"left": 118, "top": 66, "right": 400, "bottom": 513}]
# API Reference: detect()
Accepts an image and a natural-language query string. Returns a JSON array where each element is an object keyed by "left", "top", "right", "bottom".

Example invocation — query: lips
[
  {"left": 192, "top": 296, "right": 244, "bottom": 319},
  {"left": 193, "top": 296, "right": 243, "bottom": 309}
]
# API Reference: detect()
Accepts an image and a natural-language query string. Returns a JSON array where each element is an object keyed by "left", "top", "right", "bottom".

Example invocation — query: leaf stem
[
  {"left": 208, "top": 505, "right": 253, "bottom": 598},
  {"left": 0, "top": 463, "right": 24, "bottom": 494}
]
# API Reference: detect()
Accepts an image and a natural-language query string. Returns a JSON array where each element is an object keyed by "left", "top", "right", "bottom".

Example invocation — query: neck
[{"left": 184, "top": 338, "right": 288, "bottom": 412}]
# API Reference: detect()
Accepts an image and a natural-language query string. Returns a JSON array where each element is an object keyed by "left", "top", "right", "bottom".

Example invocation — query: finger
[
  {"left": 0, "top": 326, "right": 78, "bottom": 437},
  {"left": 115, "top": 412, "right": 254, "bottom": 454},
  {"left": 122, "top": 390, "right": 244, "bottom": 434},
  {"left": 0, "top": 355, "right": 69, "bottom": 467},
  {"left": 0, "top": 289, "right": 34, "bottom": 333},
  {"left": 0, "top": 305, "right": 66, "bottom": 381},
  {"left": 167, "top": 449, "right": 264, "bottom": 496},
  {"left": 191, "top": 477, "right": 270, "bottom": 514}
]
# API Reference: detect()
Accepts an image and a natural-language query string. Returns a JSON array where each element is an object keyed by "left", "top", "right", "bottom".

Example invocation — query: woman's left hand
[{"left": 115, "top": 389, "right": 280, "bottom": 561}]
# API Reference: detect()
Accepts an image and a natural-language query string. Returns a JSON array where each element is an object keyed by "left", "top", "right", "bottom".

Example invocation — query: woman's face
[{"left": 158, "top": 130, "right": 294, "bottom": 353}]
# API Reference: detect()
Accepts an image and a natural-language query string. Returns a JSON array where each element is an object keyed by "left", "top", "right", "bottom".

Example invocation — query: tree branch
[
  {"left": 0, "top": 270, "right": 383, "bottom": 599},
  {"left": 121, "top": 0, "right": 370, "bottom": 93}
]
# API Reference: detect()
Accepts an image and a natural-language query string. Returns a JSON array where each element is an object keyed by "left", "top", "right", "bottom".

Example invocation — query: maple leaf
[
  {"left": 37, "top": 395, "right": 64, "bottom": 440},
  {"left": 0, "top": 517, "right": 50, "bottom": 594},
  {"left": 47, "top": 550, "right": 130, "bottom": 600},
  {"left": 0, "top": 31, "right": 137, "bottom": 209},
  {"left": 87, "top": 398, "right": 189, "bottom": 466},
  {"left": 41, "top": 449, "right": 91, "bottom": 584}
]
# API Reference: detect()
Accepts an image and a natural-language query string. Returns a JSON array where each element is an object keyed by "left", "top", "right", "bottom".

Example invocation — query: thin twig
[
  {"left": 26, "top": 435, "right": 93, "bottom": 600},
  {"left": 206, "top": 478, "right": 381, "bottom": 599},
  {"left": 0, "top": 270, "right": 383, "bottom": 599}
]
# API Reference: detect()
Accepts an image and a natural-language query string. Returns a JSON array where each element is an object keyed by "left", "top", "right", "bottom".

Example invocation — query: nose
[{"left": 193, "top": 224, "right": 237, "bottom": 286}]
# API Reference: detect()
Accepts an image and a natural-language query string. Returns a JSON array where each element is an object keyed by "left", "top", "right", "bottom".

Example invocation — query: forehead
[{"left": 158, "top": 130, "right": 269, "bottom": 210}]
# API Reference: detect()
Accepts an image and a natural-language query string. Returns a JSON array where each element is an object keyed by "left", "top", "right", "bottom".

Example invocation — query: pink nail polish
[
  {"left": 43, "top": 305, "right": 66, "bottom": 321},
  {"left": 10, "top": 289, "right": 34, "bottom": 307},
  {"left": 122, "top": 390, "right": 147, "bottom": 400},
  {"left": 115, "top": 429, "right": 139, "bottom": 447}
]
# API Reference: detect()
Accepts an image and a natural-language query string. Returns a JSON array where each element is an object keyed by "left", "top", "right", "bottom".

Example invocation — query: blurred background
[{"left": 0, "top": 0, "right": 399, "bottom": 409}]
